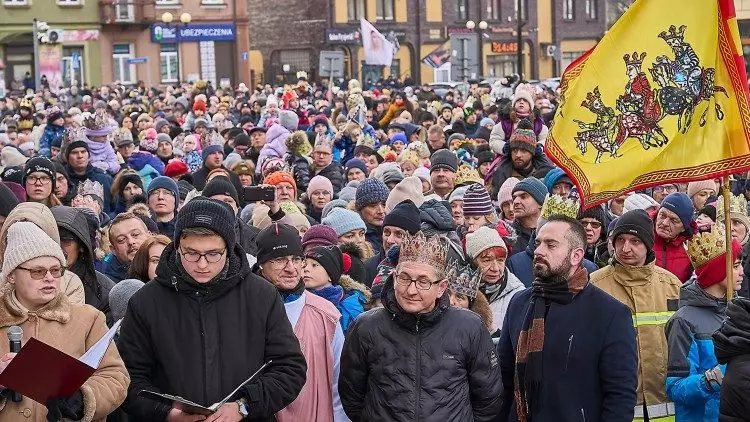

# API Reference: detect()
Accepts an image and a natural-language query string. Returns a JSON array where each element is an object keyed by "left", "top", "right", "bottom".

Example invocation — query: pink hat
[
  {"left": 307, "top": 175, "right": 334, "bottom": 198},
  {"left": 497, "top": 177, "right": 521, "bottom": 205}
]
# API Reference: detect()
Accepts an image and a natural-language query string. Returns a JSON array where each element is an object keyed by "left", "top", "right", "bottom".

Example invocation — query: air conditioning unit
[
  {"left": 545, "top": 44, "right": 557, "bottom": 58},
  {"left": 46, "top": 29, "right": 64, "bottom": 44}
]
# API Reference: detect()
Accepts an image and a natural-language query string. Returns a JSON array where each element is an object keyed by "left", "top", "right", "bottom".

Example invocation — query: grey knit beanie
[
  {"left": 322, "top": 208, "right": 366, "bottom": 237},
  {"left": 109, "top": 278, "right": 145, "bottom": 322},
  {"left": 355, "top": 178, "right": 389, "bottom": 210}
]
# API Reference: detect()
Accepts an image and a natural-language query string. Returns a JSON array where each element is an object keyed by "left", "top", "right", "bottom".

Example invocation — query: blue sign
[
  {"left": 151, "top": 23, "right": 236, "bottom": 43},
  {"left": 127, "top": 57, "right": 148, "bottom": 64}
]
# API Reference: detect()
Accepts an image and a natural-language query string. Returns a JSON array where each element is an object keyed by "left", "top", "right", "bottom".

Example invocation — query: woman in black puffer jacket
[{"left": 338, "top": 274, "right": 503, "bottom": 421}]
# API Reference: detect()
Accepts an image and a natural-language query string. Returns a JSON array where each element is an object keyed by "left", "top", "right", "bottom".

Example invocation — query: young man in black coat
[
  {"left": 118, "top": 197, "right": 306, "bottom": 422},
  {"left": 497, "top": 215, "right": 638, "bottom": 422},
  {"left": 714, "top": 297, "right": 750, "bottom": 420}
]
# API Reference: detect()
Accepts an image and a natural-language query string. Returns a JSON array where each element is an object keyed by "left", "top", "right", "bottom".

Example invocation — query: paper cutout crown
[
  {"left": 445, "top": 262, "right": 481, "bottom": 299},
  {"left": 716, "top": 194, "right": 748, "bottom": 221},
  {"left": 76, "top": 179, "right": 104, "bottom": 201},
  {"left": 687, "top": 228, "right": 727, "bottom": 269},
  {"left": 541, "top": 194, "right": 580, "bottom": 220},
  {"left": 314, "top": 134, "right": 334, "bottom": 151},
  {"left": 455, "top": 164, "right": 483, "bottom": 187},
  {"left": 357, "top": 133, "right": 376, "bottom": 148},
  {"left": 82, "top": 111, "right": 111, "bottom": 132},
  {"left": 399, "top": 231, "right": 448, "bottom": 270}
]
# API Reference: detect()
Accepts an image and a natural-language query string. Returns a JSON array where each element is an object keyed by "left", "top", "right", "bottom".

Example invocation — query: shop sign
[
  {"left": 151, "top": 23, "right": 236, "bottom": 43},
  {"left": 326, "top": 28, "right": 360, "bottom": 44},
  {"left": 446, "top": 26, "right": 474, "bottom": 35}
]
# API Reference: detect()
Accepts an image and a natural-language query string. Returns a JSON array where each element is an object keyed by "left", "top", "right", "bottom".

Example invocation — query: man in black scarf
[{"left": 497, "top": 214, "right": 638, "bottom": 422}]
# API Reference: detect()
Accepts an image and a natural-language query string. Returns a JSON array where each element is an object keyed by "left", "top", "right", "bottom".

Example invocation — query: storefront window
[
  {"left": 376, "top": 0, "right": 394, "bottom": 20},
  {"left": 61, "top": 46, "right": 84, "bottom": 88},
  {"left": 112, "top": 44, "right": 134, "bottom": 84},
  {"left": 487, "top": 55, "right": 516, "bottom": 78},
  {"left": 160, "top": 44, "right": 178, "bottom": 83}
]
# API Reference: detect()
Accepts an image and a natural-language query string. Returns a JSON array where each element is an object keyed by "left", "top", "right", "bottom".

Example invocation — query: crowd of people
[{"left": 0, "top": 73, "right": 749, "bottom": 421}]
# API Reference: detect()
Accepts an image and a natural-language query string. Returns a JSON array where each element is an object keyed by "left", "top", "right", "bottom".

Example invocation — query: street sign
[
  {"left": 241, "top": 51, "right": 248, "bottom": 61},
  {"left": 127, "top": 57, "right": 148, "bottom": 64},
  {"left": 450, "top": 33, "right": 479, "bottom": 82},
  {"left": 319, "top": 51, "right": 345, "bottom": 79}
]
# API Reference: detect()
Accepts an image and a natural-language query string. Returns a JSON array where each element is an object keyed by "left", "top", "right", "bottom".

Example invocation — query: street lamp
[
  {"left": 465, "top": 20, "right": 488, "bottom": 79},
  {"left": 161, "top": 12, "right": 190, "bottom": 85}
]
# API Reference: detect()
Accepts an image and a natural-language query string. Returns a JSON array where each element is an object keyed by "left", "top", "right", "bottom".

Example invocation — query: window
[
  {"left": 199, "top": 41, "right": 216, "bottom": 86},
  {"left": 514, "top": 0, "right": 527, "bottom": 20},
  {"left": 563, "top": 0, "right": 575, "bottom": 20},
  {"left": 561, "top": 50, "right": 585, "bottom": 71},
  {"left": 434, "top": 62, "right": 451, "bottom": 83},
  {"left": 585, "top": 0, "right": 596, "bottom": 19},
  {"left": 376, "top": 0, "right": 394, "bottom": 21},
  {"left": 61, "top": 47, "right": 85, "bottom": 88},
  {"left": 155, "top": 0, "right": 178, "bottom": 5},
  {"left": 112, "top": 44, "right": 135, "bottom": 84},
  {"left": 347, "top": 0, "right": 364, "bottom": 21},
  {"left": 2, "top": 0, "right": 29, "bottom": 5},
  {"left": 57, "top": 0, "right": 81, "bottom": 5},
  {"left": 487, "top": 55, "right": 516, "bottom": 78},
  {"left": 390, "top": 59, "right": 401, "bottom": 79},
  {"left": 457, "top": 0, "right": 468, "bottom": 20},
  {"left": 114, "top": 0, "right": 134, "bottom": 21},
  {"left": 201, "top": 0, "right": 224, "bottom": 4},
  {"left": 487, "top": 0, "right": 501, "bottom": 20},
  {"left": 160, "top": 44, "right": 178, "bottom": 83}
]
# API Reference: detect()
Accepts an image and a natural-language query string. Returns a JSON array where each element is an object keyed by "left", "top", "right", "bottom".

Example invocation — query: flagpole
[{"left": 723, "top": 177, "right": 734, "bottom": 301}]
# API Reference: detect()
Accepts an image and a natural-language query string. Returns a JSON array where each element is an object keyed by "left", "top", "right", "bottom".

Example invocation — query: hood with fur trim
[{"left": 338, "top": 274, "right": 372, "bottom": 302}]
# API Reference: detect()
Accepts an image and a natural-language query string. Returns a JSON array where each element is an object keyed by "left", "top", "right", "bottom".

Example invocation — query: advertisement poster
[
  {"left": 360, "top": 18, "right": 394, "bottom": 66},
  {"left": 422, "top": 42, "right": 451, "bottom": 68},
  {"left": 39, "top": 44, "right": 63, "bottom": 93}
]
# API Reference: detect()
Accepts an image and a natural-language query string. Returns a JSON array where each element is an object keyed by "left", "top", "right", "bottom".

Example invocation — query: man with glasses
[
  {"left": 146, "top": 176, "right": 180, "bottom": 239},
  {"left": 119, "top": 198, "right": 306, "bottom": 422},
  {"left": 253, "top": 223, "right": 348, "bottom": 421},
  {"left": 652, "top": 183, "right": 679, "bottom": 203},
  {"left": 312, "top": 135, "right": 344, "bottom": 195},
  {"left": 339, "top": 231, "right": 502, "bottom": 421}
]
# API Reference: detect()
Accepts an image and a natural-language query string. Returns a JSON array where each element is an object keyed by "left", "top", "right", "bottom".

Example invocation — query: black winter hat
[
  {"left": 202, "top": 176, "right": 239, "bottom": 205},
  {"left": 23, "top": 157, "right": 56, "bottom": 192},
  {"left": 611, "top": 209, "right": 654, "bottom": 250},
  {"left": 234, "top": 134, "right": 251, "bottom": 147},
  {"left": 474, "top": 126, "right": 491, "bottom": 142},
  {"left": 174, "top": 197, "right": 236, "bottom": 248},
  {"left": 52, "top": 162, "right": 70, "bottom": 185},
  {"left": 0, "top": 183, "right": 19, "bottom": 218},
  {"left": 383, "top": 200, "right": 421, "bottom": 234},
  {"left": 306, "top": 245, "right": 343, "bottom": 283},
  {"left": 578, "top": 204, "right": 609, "bottom": 240},
  {"left": 1, "top": 166, "right": 24, "bottom": 185},
  {"left": 256, "top": 223, "right": 304, "bottom": 265},
  {"left": 430, "top": 149, "right": 458, "bottom": 174},
  {"left": 475, "top": 144, "right": 494, "bottom": 168},
  {"left": 177, "top": 180, "right": 194, "bottom": 201},
  {"left": 66, "top": 140, "right": 90, "bottom": 158},
  {"left": 118, "top": 173, "right": 143, "bottom": 198}
]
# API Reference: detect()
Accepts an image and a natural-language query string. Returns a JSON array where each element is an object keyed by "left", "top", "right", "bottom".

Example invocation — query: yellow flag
[{"left": 546, "top": 0, "right": 750, "bottom": 209}]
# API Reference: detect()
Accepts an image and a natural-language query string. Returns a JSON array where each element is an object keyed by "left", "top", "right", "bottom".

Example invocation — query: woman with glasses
[
  {"left": 577, "top": 204, "right": 610, "bottom": 268},
  {"left": 0, "top": 221, "right": 129, "bottom": 421},
  {"left": 22, "top": 157, "right": 61, "bottom": 207},
  {"left": 464, "top": 226, "right": 524, "bottom": 337}
]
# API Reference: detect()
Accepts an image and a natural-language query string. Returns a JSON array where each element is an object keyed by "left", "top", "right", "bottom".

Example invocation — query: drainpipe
[{"left": 414, "top": 0, "right": 421, "bottom": 84}]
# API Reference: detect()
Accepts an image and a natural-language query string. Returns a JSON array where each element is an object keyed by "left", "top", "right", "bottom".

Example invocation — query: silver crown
[{"left": 445, "top": 262, "right": 481, "bottom": 299}]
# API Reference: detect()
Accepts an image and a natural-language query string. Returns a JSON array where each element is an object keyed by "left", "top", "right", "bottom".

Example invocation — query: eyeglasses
[
  {"left": 28, "top": 175, "right": 51, "bottom": 185},
  {"left": 395, "top": 273, "right": 441, "bottom": 291},
  {"left": 179, "top": 248, "right": 226, "bottom": 263},
  {"left": 581, "top": 220, "right": 602, "bottom": 229},
  {"left": 267, "top": 256, "right": 304, "bottom": 269},
  {"left": 653, "top": 185, "right": 678, "bottom": 193},
  {"left": 16, "top": 266, "right": 65, "bottom": 280}
]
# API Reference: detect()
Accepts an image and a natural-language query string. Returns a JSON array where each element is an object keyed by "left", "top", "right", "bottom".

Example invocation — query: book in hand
[
  {"left": 0, "top": 319, "right": 122, "bottom": 405},
  {"left": 138, "top": 360, "right": 272, "bottom": 416}
]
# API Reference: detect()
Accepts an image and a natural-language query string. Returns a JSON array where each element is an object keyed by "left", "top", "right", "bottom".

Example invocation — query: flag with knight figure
[{"left": 546, "top": 0, "right": 750, "bottom": 209}]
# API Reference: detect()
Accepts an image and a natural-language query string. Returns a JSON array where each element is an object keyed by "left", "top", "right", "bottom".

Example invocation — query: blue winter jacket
[
  {"left": 665, "top": 280, "right": 727, "bottom": 422},
  {"left": 39, "top": 123, "right": 65, "bottom": 158}
]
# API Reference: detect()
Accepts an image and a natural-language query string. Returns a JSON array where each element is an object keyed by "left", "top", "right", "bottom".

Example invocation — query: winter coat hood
[
  {"left": 679, "top": 279, "right": 726, "bottom": 312},
  {"left": 51, "top": 206, "right": 93, "bottom": 260}
]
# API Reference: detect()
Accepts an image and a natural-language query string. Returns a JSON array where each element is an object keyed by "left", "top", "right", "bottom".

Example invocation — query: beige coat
[
  {"left": 0, "top": 203, "right": 85, "bottom": 305},
  {"left": 0, "top": 289, "right": 129, "bottom": 422}
]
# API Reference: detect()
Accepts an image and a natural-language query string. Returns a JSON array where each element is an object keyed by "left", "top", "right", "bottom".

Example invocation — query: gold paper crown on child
[
  {"left": 314, "top": 134, "right": 335, "bottom": 151},
  {"left": 399, "top": 231, "right": 448, "bottom": 270},
  {"left": 687, "top": 227, "right": 727, "bottom": 269},
  {"left": 541, "top": 194, "right": 580, "bottom": 220},
  {"left": 716, "top": 194, "right": 748, "bottom": 221},
  {"left": 77, "top": 179, "right": 104, "bottom": 200},
  {"left": 357, "top": 133, "right": 376, "bottom": 148},
  {"left": 445, "top": 262, "right": 481, "bottom": 299},
  {"left": 82, "top": 111, "right": 110, "bottom": 131},
  {"left": 454, "top": 164, "right": 483, "bottom": 187}
]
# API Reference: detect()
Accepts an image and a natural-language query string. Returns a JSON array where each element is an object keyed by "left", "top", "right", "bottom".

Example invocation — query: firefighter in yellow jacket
[{"left": 591, "top": 210, "right": 681, "bottom": 422}]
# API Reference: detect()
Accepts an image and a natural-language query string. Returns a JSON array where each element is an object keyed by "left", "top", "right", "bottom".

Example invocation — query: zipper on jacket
[
  {"left": 581, "top": 408, "right": 586, "bottom": 422},
  {"left": 662, "top": 242, "right": 667, "bottom": 269},
  {"left": 415, "top": 326, "right": 422, "bottom": 422},
  {"left": 197, "top": 294, "right": 209, "bottom": 403},
  {"left": 171, "top": 276, "right": 178, "bottom": 292},
  {"left": 565, "top": 335, "right": 573, "bottom": 372}
]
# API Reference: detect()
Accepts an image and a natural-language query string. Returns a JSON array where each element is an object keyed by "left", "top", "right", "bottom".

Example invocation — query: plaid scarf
[{"left": 514, "top": 265, "right": 589, "bottom": 421}]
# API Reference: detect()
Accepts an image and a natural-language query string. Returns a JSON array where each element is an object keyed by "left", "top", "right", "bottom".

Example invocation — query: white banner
[{"left": 360, "top": 18, "right": 395, "bottom": 66}]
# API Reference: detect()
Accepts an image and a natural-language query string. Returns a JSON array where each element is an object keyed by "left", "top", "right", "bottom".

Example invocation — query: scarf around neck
[
  {"left": 312, "top": 285, "right": 345, "bottom": 305},
  {"left": 514, "top": 265, "right": 589, "bottom": 422},
  {"left": 279, "top": 280, "right": 305, "bottom": 303}
]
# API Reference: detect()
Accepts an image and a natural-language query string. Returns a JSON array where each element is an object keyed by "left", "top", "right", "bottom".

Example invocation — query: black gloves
[{"left": 46, "top": 390, "right": 84, "bottom": 422}]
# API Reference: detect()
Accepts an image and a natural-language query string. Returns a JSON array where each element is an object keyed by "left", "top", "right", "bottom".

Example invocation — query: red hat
[
  {"left": 695, "top": 238, "right": 742, "bottom": 289},
  {"left": 164, "top": 160, "right": 189, "bottom": 178},
  {"left": 192, "top": 99, "right": 207, "bottom": 113},
  {"left": 263, "top": 171, "right": 297, "bottom": 198}
]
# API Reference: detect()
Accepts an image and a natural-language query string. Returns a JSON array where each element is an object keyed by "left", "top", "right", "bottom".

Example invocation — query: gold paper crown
[
  {"left": 76, "top": 179, "right": 105, "bottom": 201},
  {"left": 82, "top": 111, "right": 110, "bottom": 131},
  {"left": 399, "top": 231, "right": 448, "bottom": 270},
  {"left": 659, "top": 24, "right": 686, "bottom": 42},
  {"left": 357, "top": 133, "right": 376, "bottom": 148},
  {"left": 445, "top": 262, "right": 481, "bottom": 299},
  {"left": 454, "top": 164, "right": 483, "bottom": 187},
  {"left": 687, "top": 228, "right": 727, "bottom": 269},
  {"left": 406, "top": 140, "right": 431, "bottom": 159},
  {"left": 716, "top": 194, "right": 748, "bottom": 221},
  {"left": 19, "top": 98, "right": 33, "bottom": 109},
  {"left": 314, "top": 134, "right": 334, "bottom": 151},
  {"left": 397, "top": 150, "right": 420, "bottom": 167},
  {"left": 541, "top": 194, "right": 580, "bottom": 220}
]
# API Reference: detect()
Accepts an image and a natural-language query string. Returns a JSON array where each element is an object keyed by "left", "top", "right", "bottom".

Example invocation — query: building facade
[
  {"left": 98, "top": 0, "right": 250, "bottom": 87},
  {"left": 324, "top": 0, "right": 607, "bottom": 83},
  {"left": 0, "top": 0, "right": 104, "bottom": 91}
]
